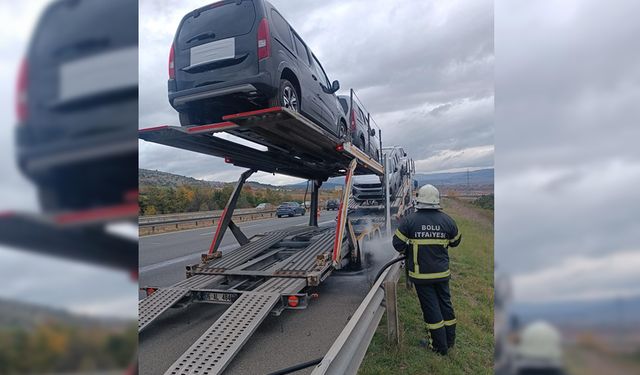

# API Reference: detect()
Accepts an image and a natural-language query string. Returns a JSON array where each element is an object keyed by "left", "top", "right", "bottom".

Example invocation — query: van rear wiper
[{"left": 186, "top": 32, "right": 216, "bottom": 44}]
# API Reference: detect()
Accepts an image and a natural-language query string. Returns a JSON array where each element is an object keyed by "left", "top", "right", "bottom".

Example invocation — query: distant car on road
[
  {"left": 338, "top": 95, "right": 380, "bottom": 161},
  {"left": 325, "top": 199, "right": 339, "bottom": 210},
  {"left": 276, "top": 202, "right": 305, "bottom": 217},
  {"left": 16, "top": 0, "right": 138, "bottom": 212},
  {"left": 255, "top": 203, "right": 272, "bottom": 210},
  {"left": 168, "top": 0, "right": 348, "bottom": 141}
]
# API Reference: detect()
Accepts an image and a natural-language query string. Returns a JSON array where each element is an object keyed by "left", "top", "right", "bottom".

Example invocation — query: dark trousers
[{"left": 414, "top": 281, "right": 456, "bottom": 354}]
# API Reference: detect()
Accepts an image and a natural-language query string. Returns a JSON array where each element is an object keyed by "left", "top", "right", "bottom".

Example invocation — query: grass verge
[{"left": 359, "top": 198, "right": 494, "bottom": 375}]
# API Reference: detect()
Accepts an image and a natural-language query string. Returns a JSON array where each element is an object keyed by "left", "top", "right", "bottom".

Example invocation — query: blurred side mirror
[{"left": 331, "top": 80, "right": 340, "bottom": 93}]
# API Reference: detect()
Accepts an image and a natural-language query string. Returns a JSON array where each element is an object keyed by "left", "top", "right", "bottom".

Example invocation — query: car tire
[
  {"left": 277, "top": 215, "right": 282, "bottom": 218},
  {"left": 289, "top": 213, "right": 294, "bottom": 217},
  {"left": 275, "top": 79, "right": 299, "bottom": 112},
  {"left": 339, "top": 119, "right": 348, "bottom": 140},
  {"left": 359, "top": 135, "right": 366, "bottom": 152}
]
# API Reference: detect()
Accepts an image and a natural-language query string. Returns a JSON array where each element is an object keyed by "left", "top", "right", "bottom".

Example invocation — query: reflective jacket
[{"left": 392, "top": 209, "right": 461, "bottom": 284}]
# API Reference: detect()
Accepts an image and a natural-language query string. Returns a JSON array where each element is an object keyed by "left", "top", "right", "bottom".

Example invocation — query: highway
[{"left": 139, "top": 211, "right": 397, "bottom": 375}]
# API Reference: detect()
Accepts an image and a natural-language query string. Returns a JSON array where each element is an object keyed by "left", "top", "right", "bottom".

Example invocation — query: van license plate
[{"left": 190, "top": 38, "right": 235, "bottom": 66}]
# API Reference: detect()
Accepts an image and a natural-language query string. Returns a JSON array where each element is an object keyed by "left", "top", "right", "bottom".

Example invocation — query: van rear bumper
[{"left": 168, "top": 72, "right": 274, "bottom": 109}]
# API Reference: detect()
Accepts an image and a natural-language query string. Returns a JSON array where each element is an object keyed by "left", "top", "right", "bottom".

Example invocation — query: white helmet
[{"left": 416, "top": 184, "right": 440, "bottom": 209}]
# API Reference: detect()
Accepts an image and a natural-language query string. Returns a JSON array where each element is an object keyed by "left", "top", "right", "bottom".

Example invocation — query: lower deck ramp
[
  {"left": 139, "top": 275, "right": 220, "bottom": 332},
  {"left": 164, "top": 278, "right": 304, "bottom": 375}
]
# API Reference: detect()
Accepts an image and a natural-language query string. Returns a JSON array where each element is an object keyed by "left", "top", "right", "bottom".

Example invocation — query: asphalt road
[{"left": 139, "top": 211, "right": 397, "bottom": 375}]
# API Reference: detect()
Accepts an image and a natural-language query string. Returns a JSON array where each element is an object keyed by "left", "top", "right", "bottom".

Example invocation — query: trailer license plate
[{"left": 207, "top": 292, "right": 235, "bottom": 303}]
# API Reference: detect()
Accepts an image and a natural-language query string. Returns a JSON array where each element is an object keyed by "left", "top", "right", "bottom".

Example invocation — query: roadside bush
[{"left": 473, "top": 194, "right": 494, "bottom": 210}]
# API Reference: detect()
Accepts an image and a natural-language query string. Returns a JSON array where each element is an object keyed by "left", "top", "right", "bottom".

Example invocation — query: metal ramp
[
  {"left": 164, "top": 278, "right": 305, "bottom": 375},
  {"left": 139, "top": 227, "right": 316, "bottom": 332},
  {"left": 139, "top": 107, "right": 383, "bottom": 181},
  {"left": 139, "top": 275, "right": 219, "bottom": 332}
]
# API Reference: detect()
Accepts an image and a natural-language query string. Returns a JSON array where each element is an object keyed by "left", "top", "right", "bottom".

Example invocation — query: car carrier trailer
[{"left": 138, "top": 106, "right": 413, "bottom": 375}]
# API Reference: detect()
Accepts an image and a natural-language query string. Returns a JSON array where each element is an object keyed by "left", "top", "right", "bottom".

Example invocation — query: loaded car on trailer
[
  {"left": 338, "top": 94, "right": 381, "bottom": 161},
  {"left": 16, "top": 0, "right": 138, "bottom": 212},
  {"left": 168, "top": 0, "right": 349, "bottom": 141}
]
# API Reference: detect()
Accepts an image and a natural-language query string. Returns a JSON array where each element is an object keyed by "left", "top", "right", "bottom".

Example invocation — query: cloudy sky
[
  {"left": 495, "top": 0, "right": 640, "bottom": 305},
  {"left": 139, "top": 0, "right": 494, "bottom": 185},
  {"left": 0, "top": 0, "right": 137, "bottom": 319}
]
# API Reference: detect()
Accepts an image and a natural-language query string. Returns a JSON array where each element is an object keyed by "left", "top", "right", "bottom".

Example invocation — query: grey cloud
[{"left": 495, "top": 0, "right": 640, "bottom": 303}]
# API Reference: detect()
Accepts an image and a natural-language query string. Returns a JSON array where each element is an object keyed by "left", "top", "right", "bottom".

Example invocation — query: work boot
[
  {"left": 422, "top": 327, "right": 448, "bottom": 355},
  {"left": 446, "top": 325, "right": 456, "bottom": 349}
]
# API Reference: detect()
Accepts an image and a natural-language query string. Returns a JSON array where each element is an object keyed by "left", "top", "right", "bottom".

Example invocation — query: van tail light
[
  {"left": 257, "top": 18, "right": 270, "bottom": 60},
  {"left": 168, "top": 43, "right": 175, "bottom": 79},
  {"left": 350, "top": 109, "right": 357, "bottom": 132},
  {"left": 16, "top": 58, "right": 28, "bottom": 122}
]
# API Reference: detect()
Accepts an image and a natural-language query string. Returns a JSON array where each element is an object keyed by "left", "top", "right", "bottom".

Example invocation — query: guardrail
[
  {"left": 139, "top": 208, "right": 278, "bottom": 235},
  {"left": 311, "top": 261, "right": 402, "bottom": 375}
]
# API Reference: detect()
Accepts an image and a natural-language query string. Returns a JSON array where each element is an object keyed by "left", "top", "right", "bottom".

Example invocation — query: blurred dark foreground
[{"left": 0, "top": 0, "right": 138, "bottom": 373}]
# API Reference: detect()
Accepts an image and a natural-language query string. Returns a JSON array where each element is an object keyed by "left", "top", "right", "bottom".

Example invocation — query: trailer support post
[
  {"left": 309, "top": 180, "right": 322, "bottom": 226},
  {"left": 384, "top": 154, "right": 391, "bottom": 237},
  {"left": 208, "top": 169, "right": 256, "bottom": 254},
  {"left": 332, "top": 159, "right": 358, "bottom": 268}
]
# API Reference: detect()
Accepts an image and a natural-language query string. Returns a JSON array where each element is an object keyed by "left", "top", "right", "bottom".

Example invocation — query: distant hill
[
  {"left": 140, "top": 169, "right": 286, "bottom": 190},
  {"left": 0, "top": 298, "right": 130, "bottom": 330},
  {"left": 140, "top": 169, "right": 224, "bottom": 188},
  {"left": 415, "top": 168, "right": 494, "bottom": 186},
  {"left": 140, "top": 168, "right": 494, "bottom": 191}
]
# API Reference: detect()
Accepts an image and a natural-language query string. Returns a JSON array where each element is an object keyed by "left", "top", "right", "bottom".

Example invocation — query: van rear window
[{"left": 178, "top": 1, "right": 256, "bottom": 46}]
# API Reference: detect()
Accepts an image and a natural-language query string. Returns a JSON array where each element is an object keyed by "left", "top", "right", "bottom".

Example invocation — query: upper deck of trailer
[{"left": 139, "top": 107, "right": 384, "bottom": 181}]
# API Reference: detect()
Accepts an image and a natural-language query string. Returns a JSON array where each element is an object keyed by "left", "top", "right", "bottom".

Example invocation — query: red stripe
[
  {"left": 139, "top": 125, "right": 169, "bottom": 133},
  {"left": 222, "top": 106, "right": 283, "bottom": 121},
  {"left": 0, "top": 211, "right": 15, "bottom": 218},
  {"left": 54, "top": 203, "right": 139, "bottom": 225},
  {"left": 186, "top": 121, "right": 237, "bottom": 133},
  {"left": 208, "top": 207, "right": 227, "bottom": 254}
]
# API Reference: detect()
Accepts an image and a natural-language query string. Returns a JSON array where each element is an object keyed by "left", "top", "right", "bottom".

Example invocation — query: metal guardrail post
[{"left": 383, "top": 278, "right": 400, "bottom": 345}]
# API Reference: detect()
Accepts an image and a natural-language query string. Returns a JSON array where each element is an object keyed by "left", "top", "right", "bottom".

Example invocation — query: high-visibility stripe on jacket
[{"left": 392, "top": 209, "right": 461, "bottom": 283}]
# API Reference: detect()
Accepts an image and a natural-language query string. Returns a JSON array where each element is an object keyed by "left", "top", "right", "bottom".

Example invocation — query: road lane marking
[{"left": 140, "top": 244, "right": 237, "bottom": 273}]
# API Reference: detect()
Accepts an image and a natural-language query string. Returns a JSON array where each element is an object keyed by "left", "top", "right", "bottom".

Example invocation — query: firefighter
[{"left": 392, "top": 184, "right": 461, "bottom": 355}]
